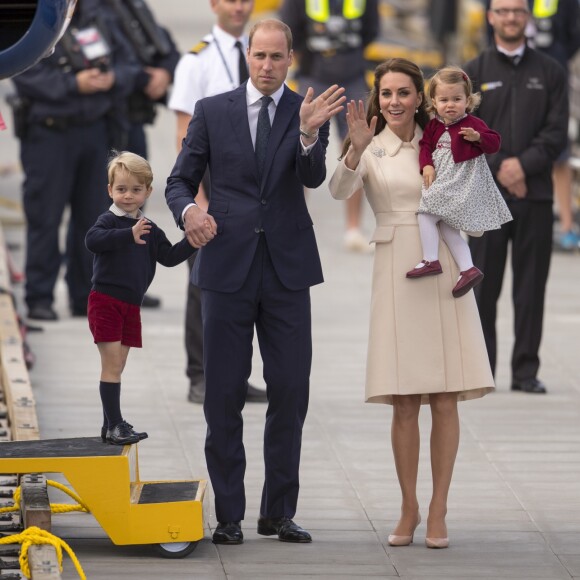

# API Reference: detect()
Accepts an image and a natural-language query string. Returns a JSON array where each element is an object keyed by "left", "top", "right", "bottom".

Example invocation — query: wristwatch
[{"left": 299, "top": 127, "right": 319, "bottom": 139}]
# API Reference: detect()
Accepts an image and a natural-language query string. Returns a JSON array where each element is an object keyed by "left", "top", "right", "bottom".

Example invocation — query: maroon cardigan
[{"left": 419, "top": 114, "right": 501, "bottom": 173}]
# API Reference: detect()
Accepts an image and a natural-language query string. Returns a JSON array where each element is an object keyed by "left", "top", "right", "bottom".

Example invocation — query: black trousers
[
  {"left": 185, "top": 252, "right": 203, "bottom": 385},
  {"left": 21, "top": 121, "right": 109, "bottom": 310},
  {"left": 469, "top": 199, "right": 553, "bottom": 382},
  {"left": 202, "top": 237, "right": 311, "bottom": 523},
  {"left": 185, "top": 169, "right": 211, "bottom": 386}
]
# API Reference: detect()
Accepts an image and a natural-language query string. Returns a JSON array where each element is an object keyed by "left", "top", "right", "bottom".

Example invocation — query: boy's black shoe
[
  {"left": 106, "top": 421, "right": 140, "bottom": 445},
  {"left": 101, "top": 423, "right": 148, "bottom": 443}
]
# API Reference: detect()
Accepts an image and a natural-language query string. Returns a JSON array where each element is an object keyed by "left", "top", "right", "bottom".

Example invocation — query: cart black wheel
[{"left": 154, "top": 541, "right": 199, "bottom": 558}]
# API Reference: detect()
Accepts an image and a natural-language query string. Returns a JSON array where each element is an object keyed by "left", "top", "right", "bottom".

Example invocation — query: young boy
[{"left": 86, "top": 151, "right": 196, "bottom": 445}]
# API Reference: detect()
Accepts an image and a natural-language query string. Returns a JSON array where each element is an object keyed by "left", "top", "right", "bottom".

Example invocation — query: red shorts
[{"left": 88, "top": 291, "right": 142, "bottom": 347}]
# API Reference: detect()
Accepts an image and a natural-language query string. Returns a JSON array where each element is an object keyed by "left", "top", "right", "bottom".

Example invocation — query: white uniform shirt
[{"left": 168, "top": 25, "right": 248, "bottom": 115}]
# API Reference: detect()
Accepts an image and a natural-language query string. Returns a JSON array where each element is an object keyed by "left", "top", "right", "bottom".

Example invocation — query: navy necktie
[
  {"left": 255, "top": 96, "right": 272, "bottom": 179},
  {"left": 235, "top": 40, "right": 249, "bottom": 83}
]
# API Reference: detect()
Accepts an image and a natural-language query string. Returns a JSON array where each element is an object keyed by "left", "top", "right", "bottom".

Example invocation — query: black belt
[{"left": 35, "top": 116, "right": 95, "bottom": 130}]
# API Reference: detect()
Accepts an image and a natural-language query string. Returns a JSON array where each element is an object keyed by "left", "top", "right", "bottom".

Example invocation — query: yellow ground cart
[{"left": 0, "top": 437, "right": 208, "bottom": 558}]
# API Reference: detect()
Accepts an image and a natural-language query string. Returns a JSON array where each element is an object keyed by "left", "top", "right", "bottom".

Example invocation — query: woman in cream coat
[{"left": 329, "top": 59, "right": 494, "bottom": 549}]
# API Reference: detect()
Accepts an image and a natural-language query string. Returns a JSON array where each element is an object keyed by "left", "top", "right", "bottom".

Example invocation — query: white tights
[{"left": 417, "top": 213, "right": 473, "bottom": 272}]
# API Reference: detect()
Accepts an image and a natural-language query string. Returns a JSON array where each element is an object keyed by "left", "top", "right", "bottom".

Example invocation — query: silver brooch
[{"left": 371, "top": 147, "right": 385, "bottom": 158}]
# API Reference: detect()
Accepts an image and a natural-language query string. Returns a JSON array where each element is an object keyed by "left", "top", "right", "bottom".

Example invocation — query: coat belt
[{"left": 375, "top": 211, "right": 417, "bottom": 226}]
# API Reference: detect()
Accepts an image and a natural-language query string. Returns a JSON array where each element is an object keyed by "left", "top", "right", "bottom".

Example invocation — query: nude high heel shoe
[
  {"left": 387, "top": 514, "right": 421, "bottom": 547},
  {"left": 425, "top": 536, "right": 449, "bottom": 549}
]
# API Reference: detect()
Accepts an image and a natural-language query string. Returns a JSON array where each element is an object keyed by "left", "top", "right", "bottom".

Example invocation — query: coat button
[
  {"left": 254, "top": 227, "right": 263, "bottom": 233},
  {"left": 261, "top": 199, "right": 267, "bottom": 205}
]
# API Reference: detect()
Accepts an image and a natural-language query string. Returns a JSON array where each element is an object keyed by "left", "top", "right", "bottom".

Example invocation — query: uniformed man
[
  {"left": 279, "top": 0, "right": 379, "bottom": 252},
  {"left": 465, "top": 0, "right": 569, "bottom": 394},
  {"left": 11, "top": 0, "right": 140, "bottom": 321},
  {"left": 485, "top": 0, "right": 580, "bottom": 250},
  {"left": 106, "top": 0, "right": 181, "bottom": 309},
  {"left": 169, "top": 0, "right": 267, "bottom": 404},
  {"left": 107, "top": 0, "right": 180, "bottom": 160}
]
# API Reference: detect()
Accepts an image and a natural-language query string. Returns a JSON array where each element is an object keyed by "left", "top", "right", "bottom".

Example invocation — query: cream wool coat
[{"left": 329, "top": 125, "right": 494, "bottom": 404}]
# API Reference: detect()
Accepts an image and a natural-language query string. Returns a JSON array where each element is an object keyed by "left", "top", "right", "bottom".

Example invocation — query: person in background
[
  {"left": 106, "top": 0, "right": 182, "bottom": 308},
  {"left": 166, "top": 18, "right": 345, "bottom": 546},
  {"left": 486, "top": 0, "right": 580, "bottom": 249},
  {"left": 168, "top": 0, "right": 267, "bottom": 404},
  {"left": 465, "top": 0, "right": 569, "bottom": 394},
  {"left": 329, "top": 58, "right": 494, "bottom": 550},
  {"left": 11, "top": 0, "right": 140, "bottom": 321},
  {"left": 279, "top": 0, "right": 380, "bottom": 252}
]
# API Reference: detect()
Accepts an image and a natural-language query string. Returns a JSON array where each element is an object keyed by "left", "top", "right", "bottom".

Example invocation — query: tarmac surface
[{"left": 1, "top": 2, "right": 580, "bottom": 578}]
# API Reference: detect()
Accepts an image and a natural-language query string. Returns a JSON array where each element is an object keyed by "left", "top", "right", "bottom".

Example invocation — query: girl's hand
[
  {"left": 133, "top": 218, "right": 152, "bottom": 244},
  {"left": 459, "top": 127, "right": 480, "bottom": 142},
  {"left": 346, "top": 100, "right": 377, "bottom": 155},
  {"left": 423, "top": 165, "right": 436, "bottom": 188}
]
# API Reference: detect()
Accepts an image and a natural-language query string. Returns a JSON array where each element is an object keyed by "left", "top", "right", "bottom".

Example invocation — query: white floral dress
[{"left": 417, "top": 130, "right": 512, "bottom": 233}]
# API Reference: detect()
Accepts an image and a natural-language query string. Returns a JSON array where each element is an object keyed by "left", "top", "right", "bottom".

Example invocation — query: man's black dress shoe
[
  {"left": 188, "top": 381, "right": 267, "bottom": 404},
  {"left": 188, "top": 381, "right": 205, "bottom": 404},
  {"left": 257, "top": 516, "right": 312, "bottom": 543},
  {"left": 142, "top": 294, "right": 161, "bottom": 308},
  {"left": 511, "top": 378, "right": 547, "bottom": 394},
  {"left": 71, "top": 306, "right": 87, "bottom": 317},
  {"left": 212, "top": 522, "right": 243, "bottom": 545},
  {"left": 246, "top": 383, "right": 268, "bottom": 403},
  {"left": 28, "top": 305, "right": 58, "bottom": 321}
]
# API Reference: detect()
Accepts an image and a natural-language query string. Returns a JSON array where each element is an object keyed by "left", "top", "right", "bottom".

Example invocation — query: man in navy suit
[{"left": 165, "top": 18, "right": 345, "bottom": 545}]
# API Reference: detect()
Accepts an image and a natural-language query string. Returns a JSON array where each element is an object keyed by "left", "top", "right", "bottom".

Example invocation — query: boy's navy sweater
[{"left": 86, "top": 211, "right": 196, "bottom": 306}]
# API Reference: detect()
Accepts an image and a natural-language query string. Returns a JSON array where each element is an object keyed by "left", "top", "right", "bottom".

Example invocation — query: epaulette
[{"left": 189, "top": 40, "right": 210, "bottom": 55}]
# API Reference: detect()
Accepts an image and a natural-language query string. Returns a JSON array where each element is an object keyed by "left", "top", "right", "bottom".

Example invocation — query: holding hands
[
  {"left": 184, "top": 205, "right": 218, "bottom": 248},
  {"left": 299, "top": 84, "right": 346, "bottom": 144},
  {"left": 344, "top": 100, "right": 378, "bottom": 170},
  {"left": 132, "top": 218, "right": 152, "bottom": 244}
]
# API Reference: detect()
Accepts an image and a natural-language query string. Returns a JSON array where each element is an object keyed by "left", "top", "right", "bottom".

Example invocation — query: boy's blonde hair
[
  {"left": 427, "top": 66, "right": 481, "bottom": 115},
  {"left": 107, "top": 151, "right": 153, "bottom": 188}
]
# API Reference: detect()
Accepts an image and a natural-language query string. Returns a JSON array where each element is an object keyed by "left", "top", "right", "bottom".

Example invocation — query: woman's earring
[{"left": 415, "top": 108, "right": 419, "bottom": 114}]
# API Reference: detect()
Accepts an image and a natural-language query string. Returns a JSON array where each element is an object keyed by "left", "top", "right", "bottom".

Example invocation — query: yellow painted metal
[
  {"left": 0, "top": 439, "right": 206, "bottom": 546},
  {"left": 253, "top": 0, "right": 281, "bottom": 13},
  {"left": 533, "top": 0, "right": 559, "bottom": 18},
  {"left": 305, "top": 0, "right": 365, "bottom": 21},
  {"left": 365, "top": 42, "right": 444, "bottom": 70}
]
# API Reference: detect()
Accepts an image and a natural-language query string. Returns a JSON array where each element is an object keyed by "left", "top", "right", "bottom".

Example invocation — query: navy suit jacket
[{"left": 165, "top": 83, "right": 329, "bottom": 293}]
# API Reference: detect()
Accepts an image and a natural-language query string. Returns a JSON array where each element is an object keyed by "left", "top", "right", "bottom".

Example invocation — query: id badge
[{"left": 73, "top": 26, "right": 111, "bottom": 64}]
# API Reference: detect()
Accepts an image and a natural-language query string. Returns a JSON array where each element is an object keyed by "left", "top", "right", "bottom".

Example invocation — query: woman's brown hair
[{"left": 340, "top": 58, "right": 429, "bottom": 158}]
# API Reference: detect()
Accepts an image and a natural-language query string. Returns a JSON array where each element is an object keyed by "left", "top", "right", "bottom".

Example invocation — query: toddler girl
[{"left": 406, "top": 66, "right": 512, "bottom": 297}]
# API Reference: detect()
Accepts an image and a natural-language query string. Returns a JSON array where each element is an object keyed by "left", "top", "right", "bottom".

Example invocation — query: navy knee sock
[{"left": 100, "top": 381, "right": 122, "bottom": 428}]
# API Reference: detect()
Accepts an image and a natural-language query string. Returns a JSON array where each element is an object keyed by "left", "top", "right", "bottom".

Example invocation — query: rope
[
  {"left": 0, "top": 480, "right": 90, "bottom": 514},
  {"left": 46, "top": 479, "right": 90, "bottom": 514},
  {"left": 0, "top": 480, "right": 90, "bottom": 577},
  {"left": 0, "top": 526, "right": 86, "bottom": 579}
]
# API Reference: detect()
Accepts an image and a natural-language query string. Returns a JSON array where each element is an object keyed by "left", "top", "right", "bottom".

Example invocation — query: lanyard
[{"left": 213, "top": 37, "right": 236, "bottom": 89}]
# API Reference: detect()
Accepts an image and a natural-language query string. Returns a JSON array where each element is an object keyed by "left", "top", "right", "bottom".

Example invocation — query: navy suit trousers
[{"left": 201, "top": 236, "right": 311, "bottom": 523}]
